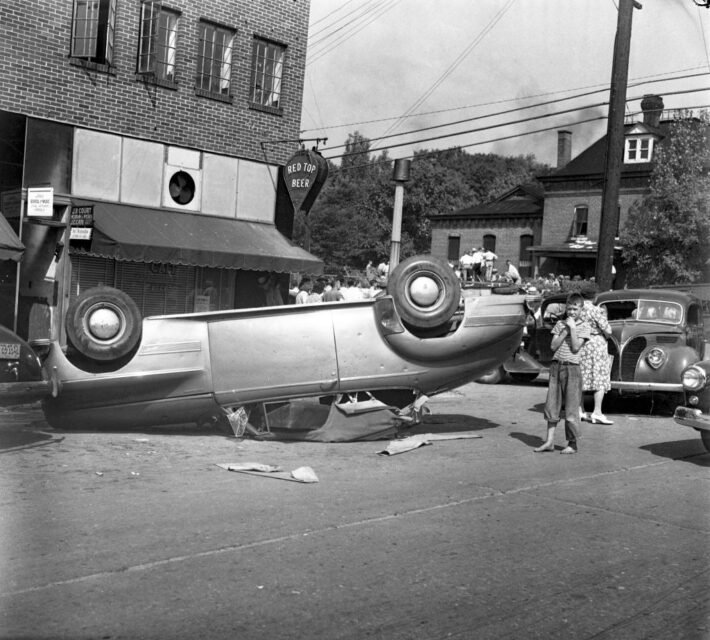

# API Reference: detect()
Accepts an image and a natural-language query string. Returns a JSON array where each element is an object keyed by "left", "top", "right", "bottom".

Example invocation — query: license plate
[{"left": 0, "top": 342, "right": 21, "bottom": 360}]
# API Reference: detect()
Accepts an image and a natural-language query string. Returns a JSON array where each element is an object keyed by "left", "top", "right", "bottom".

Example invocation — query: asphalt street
[{"left": 1, "top": 376, "right": 708, "bottom": 640}]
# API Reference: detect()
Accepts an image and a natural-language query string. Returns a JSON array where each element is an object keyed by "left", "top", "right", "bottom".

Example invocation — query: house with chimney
[{"left": 429, "top": 94, "right": 684, "bottom": 284}]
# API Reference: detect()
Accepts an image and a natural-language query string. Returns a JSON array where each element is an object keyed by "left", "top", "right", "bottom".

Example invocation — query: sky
[{"left": 300, "top": 0, "right": 710, "bottom": 168}]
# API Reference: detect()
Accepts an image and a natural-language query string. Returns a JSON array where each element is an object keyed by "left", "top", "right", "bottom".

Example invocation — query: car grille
[{"left": 609, "top": 336, "right": 647, "bottom": 382}]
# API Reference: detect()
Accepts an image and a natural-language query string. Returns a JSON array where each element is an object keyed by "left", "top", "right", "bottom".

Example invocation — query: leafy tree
[
  {"left": 621, "top": 111, "right": 710, "bottom": 285},
  {"left": 293, "top": 134, "right": 552, "bottom": 272}
]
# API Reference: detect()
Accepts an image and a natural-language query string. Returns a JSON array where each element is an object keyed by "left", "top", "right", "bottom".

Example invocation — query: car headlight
[
  {"left": 680, "top": 365, "right": 707, "bottom": 392},
  {"left": 645, "top": 347, "right": 666, "bottom": 369}
]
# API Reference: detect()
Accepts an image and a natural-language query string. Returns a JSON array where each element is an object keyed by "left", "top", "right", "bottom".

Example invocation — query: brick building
[
  {"left": 430, "top": 95, "right": 700, "bottom": 284},
  {"left": 0, "top": 0, "right": 320, "bottom": 343},
  {"left": 429, "top": 183, "right": 543, "bottom": 279}
]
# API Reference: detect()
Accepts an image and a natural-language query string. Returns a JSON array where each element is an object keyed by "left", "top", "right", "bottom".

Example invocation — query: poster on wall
[{"left": 27, "top": 187, "right": 54, "bottom": 218}]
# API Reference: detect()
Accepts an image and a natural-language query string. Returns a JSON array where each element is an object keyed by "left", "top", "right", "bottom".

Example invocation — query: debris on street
[
  {"left": 216, "top": 462, "right": 319, "bottom": 484},
  {"left": 378, "top": 432, "right": 482, "bottom": 456}
]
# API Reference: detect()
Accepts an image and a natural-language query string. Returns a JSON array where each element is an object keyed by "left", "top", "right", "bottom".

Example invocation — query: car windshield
[{"left": 600, "top": 299, "right": 683, "bottom": 325}]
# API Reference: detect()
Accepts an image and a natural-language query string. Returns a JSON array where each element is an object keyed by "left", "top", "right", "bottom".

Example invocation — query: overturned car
[{"left": 0, "top": 255, "right": 527, "bottom": 431}]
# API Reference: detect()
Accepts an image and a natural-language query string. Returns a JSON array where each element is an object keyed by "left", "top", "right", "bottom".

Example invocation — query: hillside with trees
[{"left": 294, "top": 132, "right": 551, "bottom": 273}]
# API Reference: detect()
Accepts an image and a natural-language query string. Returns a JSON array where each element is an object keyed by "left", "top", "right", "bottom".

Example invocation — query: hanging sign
[
  {"left": 283, "top": 148, "right": 329, "bottom": 214},
  {"left": 27, "top": 187, "right": 54, "bottom": 218},
  {"left": 70, "top": 205, "right": 94, "bottom": 240}
]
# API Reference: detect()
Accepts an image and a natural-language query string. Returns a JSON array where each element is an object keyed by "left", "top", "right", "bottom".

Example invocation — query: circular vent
[{"left": 168, "top": 171, "right": 196, "bottom": 205}]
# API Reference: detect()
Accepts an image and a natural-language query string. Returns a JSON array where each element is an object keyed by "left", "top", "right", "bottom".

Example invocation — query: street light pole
[{"left": 595, "top": 0, "right": 641, "bottom": 290}]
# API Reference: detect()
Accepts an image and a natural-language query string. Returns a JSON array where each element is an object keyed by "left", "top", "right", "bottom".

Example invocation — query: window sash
[
  {"left": 251, "top": 39, "right": 285, "bottom": 107},
  {"left": 573, "top": 206, "right": 588, "bottom": 236},
  {"left": 196, "top": 23, "right": 234, "bottom": 95},
  {"left": 71, "top": 0, "right": 116, "bottom": 64},
  {"left": 138, "top": 1, "right": 178, "bottom": 80}
]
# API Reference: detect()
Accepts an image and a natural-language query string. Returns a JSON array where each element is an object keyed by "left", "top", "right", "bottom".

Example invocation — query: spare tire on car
[
  {"left": 65, "top": 287, "right": 142, "bottom": 362},
  {"left": 387, "top": 255, "right": 461, "bottom": 329}
]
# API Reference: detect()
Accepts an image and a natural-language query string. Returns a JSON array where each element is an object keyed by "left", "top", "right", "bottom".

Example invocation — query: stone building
[{"left": 0, "top": 0, "right": 320, "bottom": 342}]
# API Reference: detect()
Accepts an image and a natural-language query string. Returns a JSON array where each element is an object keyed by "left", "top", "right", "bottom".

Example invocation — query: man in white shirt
[
  {"left": 459, "top": 250, "right": 474, "bottom": 283},
  {"left": 482, "top": 249, "right": 497, "bottom": 281},
  {"left": 505, "top": 260, "right": 521, "bottom": 284}
]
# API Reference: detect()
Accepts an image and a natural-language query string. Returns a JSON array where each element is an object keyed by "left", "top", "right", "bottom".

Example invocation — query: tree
[{"left": 621, "top": 111, "right": 710, "bottom": 285}]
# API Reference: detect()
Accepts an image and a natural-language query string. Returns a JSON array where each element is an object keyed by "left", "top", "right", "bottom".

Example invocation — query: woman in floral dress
[{"left": 580, "top": 297, "right": 613, "bottom": 424}]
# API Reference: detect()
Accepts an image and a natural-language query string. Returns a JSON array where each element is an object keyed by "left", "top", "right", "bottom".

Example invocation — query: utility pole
[{"left": 595, "top": 0, "right": 641, "bottom": 290}]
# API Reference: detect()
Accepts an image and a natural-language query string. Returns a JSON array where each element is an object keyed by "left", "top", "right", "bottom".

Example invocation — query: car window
[
  {"left": 600, "top": 299, "right": 683, "bottom": 324},
  {"left": 600, "top": 300, "right": 637, "bottom": 321}
]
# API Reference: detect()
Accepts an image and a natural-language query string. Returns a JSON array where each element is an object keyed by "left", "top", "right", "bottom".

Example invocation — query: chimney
[
  {"left": 641, "top": 94, "right": 664, "bottom": 128},
  {"left": 557, "top": 130, "right": 572, "bottom": 168}
]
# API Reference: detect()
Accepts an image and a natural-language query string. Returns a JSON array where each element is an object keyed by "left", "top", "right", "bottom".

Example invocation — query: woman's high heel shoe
[{"left": 589, "top": 413, "right": 613, "bottom": 425}]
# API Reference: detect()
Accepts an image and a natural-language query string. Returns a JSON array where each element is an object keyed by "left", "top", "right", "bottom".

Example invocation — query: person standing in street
[
  {"left": 534, "top": 292, "right": 590, "bottom": 454},
  {"left": 295, "top": 278, "right": 312, "bottom": 304},
  {"left": 579, "top": 293, "right": 613, "bottom": 424},
  {"left": 472, "top": 247, "right": 484, "bottom": 282},
  {"left": 482, "top": 248, "right": 497, "bottom": 281},
  {"left": 459, "top": 250, "right": 474, "bottom": 283}
]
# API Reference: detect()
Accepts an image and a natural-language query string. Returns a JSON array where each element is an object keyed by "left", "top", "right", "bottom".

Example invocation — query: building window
[
  {"left": 483, "top": 234, "right": 496, "bottom": 252},
  {"left": 137, "top": 1, "right": 179, "bottom": 82},
  {"left": 196, "top": 22, "right": 234, "bottom": 97},
  {"left": 573, "top": 205, "right": 588, "bottom": 237},
  {"left": 625, "top": 136, "right": 653, "bottom": 163},
  {"left": 250, "top": 38, "right": 285, "bottom": 111},
  {"left": 519, "top": 234, "right": 533, "bottom": 277},
  {"left": 447, "top": 236, "right": 460, "bottom": 262},
  {"left": 71, "top": 0, "right": 116, "bottom": 65}
]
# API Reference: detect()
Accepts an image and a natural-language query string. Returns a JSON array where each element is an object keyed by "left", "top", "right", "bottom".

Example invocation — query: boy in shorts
[{"left": 534, "top": 292, "right": 590, "bottom": 454}]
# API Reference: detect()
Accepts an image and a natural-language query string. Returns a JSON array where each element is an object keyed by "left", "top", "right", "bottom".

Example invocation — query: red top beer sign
[{"left": 284, "top": 148, "right": 328, "bottom": 214}]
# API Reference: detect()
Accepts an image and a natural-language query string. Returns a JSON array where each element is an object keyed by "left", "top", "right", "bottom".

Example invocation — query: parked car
[
  {"left": 674, "top": 359, "right": 710, "bottom": 452},
  {"left": 479, "top": 289, "right": 708, "bottom": 402},
  {"left": 0, "top": 255, "right": 527, "bottom": 431}
]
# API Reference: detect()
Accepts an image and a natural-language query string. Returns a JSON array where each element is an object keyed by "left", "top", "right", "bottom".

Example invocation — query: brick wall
[{"left": 0, "top": 0, "right": 309, "bottom": 165}]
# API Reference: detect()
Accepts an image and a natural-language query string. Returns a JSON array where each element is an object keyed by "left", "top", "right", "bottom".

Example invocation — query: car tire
[
  {"left": 475, "top": 365, "right": 506, "bottom": 384},
  {"left": 65, "top": 287, "right": 142, "bottom": 362},
  {"left": 701, "top": 431, "right": 710, "bottom": 453},
  {"left": 509, "top": 372, "right": 539, "bottom": 383},
  {"left": 387, "top": 255, "right": 461, "bottom": 329}
]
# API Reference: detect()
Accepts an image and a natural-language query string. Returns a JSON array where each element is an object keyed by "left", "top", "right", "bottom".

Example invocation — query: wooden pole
[{"left": 595, "top": 0, "right": 640, "bottom": 290}]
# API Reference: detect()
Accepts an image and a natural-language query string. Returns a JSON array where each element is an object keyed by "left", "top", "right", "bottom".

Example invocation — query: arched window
[
  {"left": 519, "top": 234, "right": 533, "bottom": 277},
  {"left": 483, "top": 234, "right": 496, "bottom": 252},
  {"left": 447, "top": 236, "right": 460, "bottom": 262}
]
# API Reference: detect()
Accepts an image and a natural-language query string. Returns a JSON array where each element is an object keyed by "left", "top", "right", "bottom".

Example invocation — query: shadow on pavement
[
  {"left": 640, "top": 440, "right": 710, "bottom": 467},
  {"left": 509, "top": 431, "right": 547, "bottom": 450},
  {"left": 409, "top": 413, "right": 500, "bottom": 434},
  {"left": 0, "top": 427, "right": 64, "bottom": 453}
]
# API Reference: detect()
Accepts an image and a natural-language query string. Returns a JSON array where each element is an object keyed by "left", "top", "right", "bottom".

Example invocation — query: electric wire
[
  {"left": 374, "top": 0, "right": 517, "bottom": 144},
  {"left": 301, "top": 66, "right": 709, "bottom": 133},
  {"left": 319, "top": 87, "right": 710, "bottom": 160},
  {"left": 319, "top": 72, "right": 710, "bottom": 151},
  {"left": 308, "top": 0, "right": 383, "bottom": 47},
  {"left": 307, "top": 1, "right": 402, "bottom": 66},
  {"left": 328, "top": 102, "right": 710, "bottom": 175}
]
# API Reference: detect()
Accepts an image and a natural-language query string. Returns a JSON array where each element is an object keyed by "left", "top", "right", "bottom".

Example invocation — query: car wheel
[
  {"left": 476, "top": 366, "right": 506, "bottom": 384},
  {"left": 387, "top": 255, "right": 461, "bottom": 329},
  {"left": 65, "top": 287, "right": 142, "bottom": 362},
  {"left": 509, "top": 372, "right": 539, "bottom": 383},
  {"left": 701, "top": 431, "right": 710, "bottom": 453}
]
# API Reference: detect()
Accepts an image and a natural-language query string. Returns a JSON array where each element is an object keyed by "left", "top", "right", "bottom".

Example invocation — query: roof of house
[
  {"left": 543, "top": 121, "right": 672, "bottom": 181},
  {"left": 431, "top": 182, "right": 543, "bottom": 220}
]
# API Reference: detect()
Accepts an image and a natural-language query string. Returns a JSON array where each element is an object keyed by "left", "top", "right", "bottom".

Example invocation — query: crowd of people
[{"left": 291, "top": 274, "right": 387, "bottom": 304}]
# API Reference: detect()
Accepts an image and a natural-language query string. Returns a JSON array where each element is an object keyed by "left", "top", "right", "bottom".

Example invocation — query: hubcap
[
  {"left": 87, "top": 307, "right": 121, "bottom": 340},
  {"left": 408, "top": 276, "right": 440, "bottom": 307}
]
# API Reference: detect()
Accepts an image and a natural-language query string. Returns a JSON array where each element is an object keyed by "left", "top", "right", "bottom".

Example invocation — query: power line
[
  {"left": 320, "top": 72, "right": 710, "bottom": 152},
  {"left": 374, "top": 0, "right": 517, "bottom": 145},
  {"left": 301, "top": 67, "right": 709, "bottom": 133},
  {"left": 307, "top": 1, "right": 402, "bottom": 66},
  {"left": 329, "top": 103, "right": 710, "bottom": 175},
  {"left": 320, "top": 87, "right": 710, "bottom": 160}
]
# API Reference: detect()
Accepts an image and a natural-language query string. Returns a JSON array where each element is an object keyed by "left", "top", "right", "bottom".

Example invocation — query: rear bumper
[
  {"left": 0, "top": 379, "right": 53, "bottom": 406},
  {"left": 673, "top": 406, "right": 710, "bottom": 431}
]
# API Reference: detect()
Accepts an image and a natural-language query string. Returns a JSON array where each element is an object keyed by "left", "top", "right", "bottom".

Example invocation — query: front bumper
[
  {"left": 674, "top": 406, "right": 710, "bottom": 431},
  {"left": 610, "top": 381, "right": 683, "bottom": 393}
]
